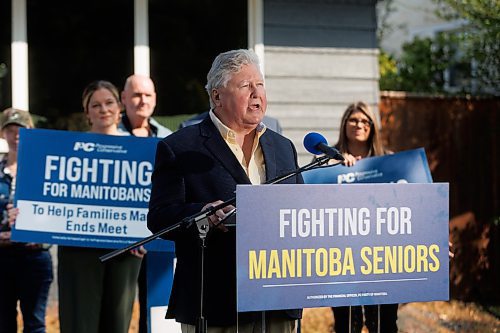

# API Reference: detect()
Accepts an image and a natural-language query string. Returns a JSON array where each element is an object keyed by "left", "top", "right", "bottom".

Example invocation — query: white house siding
[{"left": 262, "top": 0, "right": 380, "bottom": 164}]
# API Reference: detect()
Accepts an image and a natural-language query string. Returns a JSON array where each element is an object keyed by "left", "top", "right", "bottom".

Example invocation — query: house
[
  {"left": 377, "top": 0, "right": 485, "bottom": 94},
  {"left": 377, "top": 0, "right": 462, "bottom": 57},
  {"left": 1, "top": 0, "right": 380, "bottom": 164}
]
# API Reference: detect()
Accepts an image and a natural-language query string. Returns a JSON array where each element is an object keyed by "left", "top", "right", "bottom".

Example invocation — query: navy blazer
[{"left": 148, "top": 117, "right": 303, "bottom": 326}]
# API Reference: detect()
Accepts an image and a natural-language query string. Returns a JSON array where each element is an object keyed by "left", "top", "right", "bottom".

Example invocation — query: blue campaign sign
[
  {"left": 12, "top": 128, "right": 173, "bottom": 252},
  {"left": 303, "top": 148, "right": 432, "bottom": 184},
  {"left": 147, "top": 253, "right": 182, "bottom": 332},
  {"left": 236, "top": 183, "right": 449, "bottom": 312}
]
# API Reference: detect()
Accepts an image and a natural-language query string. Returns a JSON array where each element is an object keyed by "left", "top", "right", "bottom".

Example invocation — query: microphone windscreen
[{"left": 303, "top": 132, "right": 328, "bottom": 155}]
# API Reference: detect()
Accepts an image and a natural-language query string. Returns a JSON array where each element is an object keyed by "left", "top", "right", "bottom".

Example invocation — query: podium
[{"left": 236, "top": 183, "right": 449, "bottom": 312}]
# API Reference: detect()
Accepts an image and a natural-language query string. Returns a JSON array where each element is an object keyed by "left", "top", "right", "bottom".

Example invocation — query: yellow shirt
[{"left": 209, "top": 110, "right": 267, "bottom": 185}]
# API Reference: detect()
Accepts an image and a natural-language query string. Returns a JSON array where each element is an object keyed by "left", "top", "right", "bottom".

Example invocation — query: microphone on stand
[
  {"left": 218, "top": 133, "right": 341, "bottom": 227},
  {"left": 303, "top": 132, "right": 344, "bottom": 161},
  {"left": 100, "top": 132, "right": 339, "bottom": 263}
]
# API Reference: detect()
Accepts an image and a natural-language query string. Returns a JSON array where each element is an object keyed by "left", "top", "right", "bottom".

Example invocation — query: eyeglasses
[{"left": 347, "top": 118, "right": 372, "bottom": 127}]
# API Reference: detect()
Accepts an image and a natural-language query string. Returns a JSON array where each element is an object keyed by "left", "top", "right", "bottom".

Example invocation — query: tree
[
  {"left": 379, "top": 0, "right": 499, "bottom": 95},
  {"left": 379, "top": 36, "right": 453, "bottom": 93},
  {"left": 378, "top": 51, "right": 399, "bottom": 91},
  {"left": 434, "top": 0, "right": 500, "bottom": 91}
]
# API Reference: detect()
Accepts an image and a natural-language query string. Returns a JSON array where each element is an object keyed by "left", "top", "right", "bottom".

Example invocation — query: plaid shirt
[{"left": 0, "top": 157, "right": 13, "bottom": 232}]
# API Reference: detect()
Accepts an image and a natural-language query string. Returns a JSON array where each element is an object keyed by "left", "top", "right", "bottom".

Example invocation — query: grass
[{"left": 17, "top": 300, "right": 500, "bottom": 332}]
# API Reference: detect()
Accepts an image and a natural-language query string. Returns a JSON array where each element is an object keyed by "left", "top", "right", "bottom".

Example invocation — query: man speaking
[{"left": 148, "top": 49, "right": 302, "bottom": 333}]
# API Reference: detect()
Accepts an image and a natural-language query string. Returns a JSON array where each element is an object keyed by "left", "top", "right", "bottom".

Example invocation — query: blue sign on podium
[
  {"left": 236, "top": 183, "right": 449, "bottom": 312},
  {"left": 303, "top": 148, "right": 433, "bottom": 184},
  {"left": 237, "top": 149, "right": 448, "bottom": 311}
]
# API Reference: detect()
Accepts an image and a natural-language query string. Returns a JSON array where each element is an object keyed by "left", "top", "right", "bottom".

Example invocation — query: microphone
[{"left": 303, "top": 132, "right": 344, "bottom": 160}]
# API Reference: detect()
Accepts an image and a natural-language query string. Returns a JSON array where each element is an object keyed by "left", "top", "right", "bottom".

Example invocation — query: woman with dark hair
[
  {"left": 58, "top": 81, "right": 143, "bottom": 333},
  {"left": 331, "top": 101, "right": 398, "bottom": 333}
]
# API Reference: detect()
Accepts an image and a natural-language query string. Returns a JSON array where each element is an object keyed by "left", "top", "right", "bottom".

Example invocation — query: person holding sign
[
  {"left": 57, "top": 81, "right": 142, "bottom": 333},
  {"left": 331, "top": 101, "right": 398, "bottom": 333},
  {"left": 148, "top": 49, "right": 302, "bottom": 332},
  {"left": 0, "top": 108, "right": 54, "bottom": 333}
]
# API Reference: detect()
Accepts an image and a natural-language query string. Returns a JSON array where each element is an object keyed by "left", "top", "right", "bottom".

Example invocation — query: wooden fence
[{"left": 379, "top": 92, "right": 499, "bottom": 302}]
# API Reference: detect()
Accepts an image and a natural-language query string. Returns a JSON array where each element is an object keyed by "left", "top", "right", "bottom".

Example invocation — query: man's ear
[{"left": 211, "top": 89, "right": 222, "bottom": 107}]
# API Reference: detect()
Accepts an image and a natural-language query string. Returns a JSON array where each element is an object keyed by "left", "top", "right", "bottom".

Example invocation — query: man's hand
[{"left": 202, "top": 201, "right": 236, "bottom": 232}]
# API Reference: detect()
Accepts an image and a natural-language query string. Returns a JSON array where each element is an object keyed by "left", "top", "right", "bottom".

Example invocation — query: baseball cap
[{"left": 1, "top": 108, "right": 33, "bottom": 129}]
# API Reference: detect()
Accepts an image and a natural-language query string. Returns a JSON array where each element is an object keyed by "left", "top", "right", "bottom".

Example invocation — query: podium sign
[{"left": 236, "top": 183, "right": 449, "bottom": 312}]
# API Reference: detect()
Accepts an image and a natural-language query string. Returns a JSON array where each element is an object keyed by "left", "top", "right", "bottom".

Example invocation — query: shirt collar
[
  {"left": 209, "top": 110, "right": 266, "bottom": 144},
  {"left": 121, "top": 113, "right": 158, "bottom": 136}
]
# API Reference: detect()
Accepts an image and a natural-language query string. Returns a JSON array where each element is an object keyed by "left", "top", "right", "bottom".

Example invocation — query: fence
[{"left": 379, "top": 91, "right": 499, "bottom": 301}]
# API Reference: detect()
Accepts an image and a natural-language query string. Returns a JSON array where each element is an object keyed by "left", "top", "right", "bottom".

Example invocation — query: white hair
[{"left": 205, "top": 49, "right": 262, "bottom": 108}]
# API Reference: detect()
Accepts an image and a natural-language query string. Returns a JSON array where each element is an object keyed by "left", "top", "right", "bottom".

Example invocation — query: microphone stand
[
  {"left": 99, "top": 154, "right": 337, "bottom": 333},
  {"left": 99, "top": 155, "right": 334, "bottom": 263}
]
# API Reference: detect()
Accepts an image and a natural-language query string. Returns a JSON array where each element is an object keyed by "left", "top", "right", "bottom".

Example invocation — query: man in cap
[{"left": 0, "top": 108, "right": 53, "bottom": 333}]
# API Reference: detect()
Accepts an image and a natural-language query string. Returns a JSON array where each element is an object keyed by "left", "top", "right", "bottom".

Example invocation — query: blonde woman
[{"left": 58, "top": 81, "right": 142, "bottom": 333}]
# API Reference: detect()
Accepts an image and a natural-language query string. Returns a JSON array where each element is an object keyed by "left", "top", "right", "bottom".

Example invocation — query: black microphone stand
[
  {"left": 99, "top": 154, "right": 337, "bottom": 333},
  {"left": 99, "top": 155, "right": 334, "bottom": 262}
]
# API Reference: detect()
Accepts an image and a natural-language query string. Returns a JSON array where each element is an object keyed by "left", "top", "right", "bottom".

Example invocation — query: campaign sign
[
  {"left": 12, "top": 128, "right": 173, "bottom": 251},
  {"left": 236, "top": 183, "right": 449, "bottom": 311},
  {"left": 302, "top": 148, "right": 433, "bottom": 184},
  {"left": 147, "top": 253, "right": 182, "bottom": 333}
]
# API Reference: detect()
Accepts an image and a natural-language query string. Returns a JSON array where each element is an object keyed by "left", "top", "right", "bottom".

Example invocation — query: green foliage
[
  {"left": 380, "top": 36, "right": 452, "bottom": 93},
  {"left": 379, "top": 51, "right": 399, "bottom": 91},
  {"left": 380, "top": 1, "right": 499, "bottom": 94},
  {"left": 154, "top": 114, "right": 198, "bottom": 131},
  {"left": 434, "top": 0, "right": 500, "bottom": 90},
  {"left": 380, "top": 31, "right": 488, "bottom": 94},
  {"left": 398, "top": 37, "right": 443, "bottom": 92}
]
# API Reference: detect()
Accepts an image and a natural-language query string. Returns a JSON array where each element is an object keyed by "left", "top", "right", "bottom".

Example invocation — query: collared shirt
[
  {"left": 209, "top": 110, "right": 267, "bottom": 185},
  {"left": 118, "top": 113, "right": 173, "bottom": 138}
]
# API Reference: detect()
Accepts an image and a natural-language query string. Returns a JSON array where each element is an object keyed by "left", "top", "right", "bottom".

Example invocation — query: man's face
[
  {"left": 121, "top": 77, "right": 157, "bottom": 120},
  {"left": 212, "top": 63, "right": 266, "bottom": 131}
]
